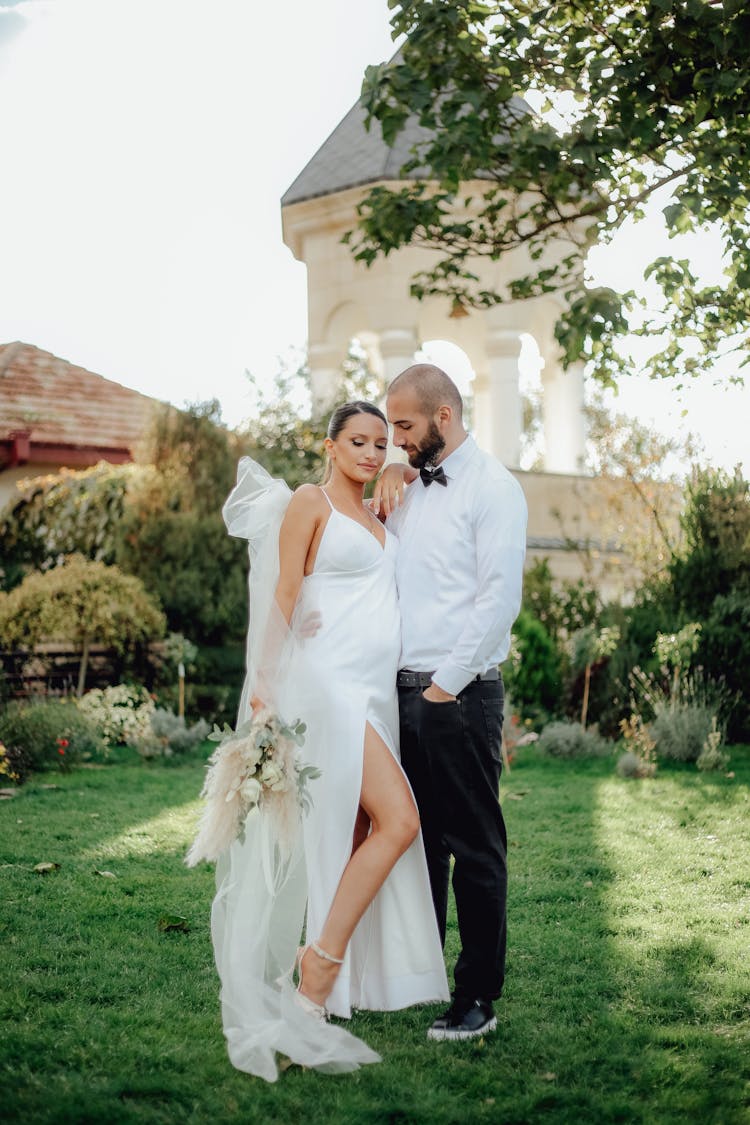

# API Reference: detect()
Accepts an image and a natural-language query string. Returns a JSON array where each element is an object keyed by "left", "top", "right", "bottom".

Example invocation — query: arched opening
[
  {"left": 518, "top": 333, "right": 544, "bottom": 471},
  {"left": 416, "top": 336, "right": 542, "bottom": 469},
  {"left": 415, "top": 338, "right": 477, "bottom": 428}
]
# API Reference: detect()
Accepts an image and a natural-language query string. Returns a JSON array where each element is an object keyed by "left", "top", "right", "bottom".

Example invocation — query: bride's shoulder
[
  {"left": 292, "top": 482, "right": 327, "bottom": 504},
  {"left": 285, "top": 483, "right": 328, "bottom": 519}
]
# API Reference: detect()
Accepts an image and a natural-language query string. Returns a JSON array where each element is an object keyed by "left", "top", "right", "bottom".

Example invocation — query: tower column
[
  {"left": 308, "top": 342, "right": 345, "bottom": 415},
  {"left": 378, "top": 328, "right": 418, "bottom": 387},
  {"left": 541, "top": 355, "right": 585, "bottom": 473},
  {"left": 478, "top": 330, "right": 523, "bottom": 468}
]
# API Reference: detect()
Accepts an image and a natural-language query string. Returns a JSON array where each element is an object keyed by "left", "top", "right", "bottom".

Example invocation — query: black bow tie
[{"left": 420, "top": 465, "right": 448, "bottom": 487}]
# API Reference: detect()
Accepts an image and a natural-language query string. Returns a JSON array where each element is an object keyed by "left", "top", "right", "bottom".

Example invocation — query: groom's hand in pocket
[{"left": 422, "top": 682, "right": 457, "bottom": 703}]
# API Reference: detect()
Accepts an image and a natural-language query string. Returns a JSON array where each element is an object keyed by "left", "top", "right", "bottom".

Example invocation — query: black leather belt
[{"left": 396, "top": 668, "right": 500, "bottom": 688}]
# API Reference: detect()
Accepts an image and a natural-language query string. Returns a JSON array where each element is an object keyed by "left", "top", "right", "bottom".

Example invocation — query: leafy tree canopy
[
  {"left": 668, "top": 464, "right": 750, "bottom": 616},
  {"left": 238, "top": 348, "right": 384, "bottom": 489},
  {"left": 143, "top": 398, "right": 238, "bottom": 516},
  {"left": 352, "top": 0, "right": 750, "bottom": 387},
  {"left": 0, "top": 403, "right": 249, "bottom": 647},
  {"left": 0, "top": 463, "right": 136, "bottom": 590},
  {"left": 0, "top": 555, "right": 165, "bottom": 696}
]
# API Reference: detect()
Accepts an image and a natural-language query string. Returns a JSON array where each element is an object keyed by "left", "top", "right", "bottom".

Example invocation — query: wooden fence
[{"left": 0, "top": 644, "right": 155, "bottom": 700}]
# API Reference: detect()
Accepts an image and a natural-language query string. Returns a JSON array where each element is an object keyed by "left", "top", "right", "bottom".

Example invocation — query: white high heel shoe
[{"left": 294, "top": 941, "right": 344, "bottom": 1021}]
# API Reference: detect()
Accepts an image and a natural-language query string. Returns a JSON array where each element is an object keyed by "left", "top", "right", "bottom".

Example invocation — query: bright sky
[{"left": 0, "top": 0, "right": 747, "bottom": 476}]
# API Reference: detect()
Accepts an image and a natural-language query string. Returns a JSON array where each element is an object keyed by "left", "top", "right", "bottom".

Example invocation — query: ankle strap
[{"left": 310, "top": 940, "right": 344, "bottom": 965}]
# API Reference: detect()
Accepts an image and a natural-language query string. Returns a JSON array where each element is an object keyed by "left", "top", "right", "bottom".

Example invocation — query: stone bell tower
[{"left": 280, "top": 91, "right": 586, "bottom": 473}]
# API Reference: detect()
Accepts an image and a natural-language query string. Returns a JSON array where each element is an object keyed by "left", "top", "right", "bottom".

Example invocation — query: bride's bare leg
[
  {"left": 351, "top": 805, "right": 371, "bottom": 855},
  {"left": 299, "top": 723, "right": 419, "bottom": 1006}
]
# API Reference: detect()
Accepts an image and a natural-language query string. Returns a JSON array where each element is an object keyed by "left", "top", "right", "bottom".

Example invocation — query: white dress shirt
[{"left": 387, "top": 435, "right": 527, "bottom": 697}]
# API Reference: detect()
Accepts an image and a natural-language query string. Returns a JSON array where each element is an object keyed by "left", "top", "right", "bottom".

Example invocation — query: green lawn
[{"left": 1, "top": 747, "right": 749, "bottom": 1125}]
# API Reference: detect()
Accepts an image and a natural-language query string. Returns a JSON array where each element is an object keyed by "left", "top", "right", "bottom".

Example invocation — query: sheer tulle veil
[{"left": 209, "top": 457, "right": 380, "bottom": 1082}]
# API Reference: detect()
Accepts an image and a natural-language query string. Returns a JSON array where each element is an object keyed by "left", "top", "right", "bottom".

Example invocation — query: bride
[{"left": 196, "top": 400, "right": 448, "bottom": 1082}]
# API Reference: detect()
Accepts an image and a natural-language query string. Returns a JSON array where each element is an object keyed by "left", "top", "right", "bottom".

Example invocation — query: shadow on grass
[
  {"left": 493, "top": 751, "right": 750, "bottom": 1125},
  {"left": 1, "top": 752, "right": 749, "bottom": 1124}
]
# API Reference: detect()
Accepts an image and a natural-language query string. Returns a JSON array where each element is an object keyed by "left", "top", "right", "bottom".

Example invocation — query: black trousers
[{"left": 398, "top": 676, "right": 507, "bottom": 1004}]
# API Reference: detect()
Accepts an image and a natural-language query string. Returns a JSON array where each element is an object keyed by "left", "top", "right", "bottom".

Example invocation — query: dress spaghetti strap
[{"left": 319, "top": 487, "right": 335, "bottom": 511}]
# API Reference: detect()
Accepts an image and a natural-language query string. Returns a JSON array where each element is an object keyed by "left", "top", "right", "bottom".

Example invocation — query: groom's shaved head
[{"left": 388, "top": 364, "right": 463, "bottom": 420}]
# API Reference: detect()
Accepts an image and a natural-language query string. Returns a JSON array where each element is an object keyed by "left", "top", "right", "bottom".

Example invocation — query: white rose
[
  {"left": 240, "top": 777, "right": 262, "bottom": 805},
  {"left": 243, "top": 744, "right": 263, "bottom": 770},
  {"left": 260, "top": 760, "right": 287, "bottom": 791}
]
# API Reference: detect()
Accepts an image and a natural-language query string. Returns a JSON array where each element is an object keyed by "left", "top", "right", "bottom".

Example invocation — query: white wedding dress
[{"left": 210, "top": 459, "right": 448, "bottom": 1082}]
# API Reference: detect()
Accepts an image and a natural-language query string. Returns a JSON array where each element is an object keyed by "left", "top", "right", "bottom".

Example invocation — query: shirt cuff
[{"left": 431, "top": 663, "right": 474, "bottom": 697}]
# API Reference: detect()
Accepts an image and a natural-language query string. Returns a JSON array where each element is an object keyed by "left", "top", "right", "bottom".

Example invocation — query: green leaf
[
  {"left": 157, "top": 914, "right": 190, "bottom": 934},
  {"left": 342, "top": 0, "right": 750, "bottom": 389}
]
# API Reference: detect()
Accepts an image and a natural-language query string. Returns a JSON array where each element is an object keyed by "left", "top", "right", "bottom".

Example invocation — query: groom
[{"left": 378, "top": 363, "right": 527, "bottom": 1041}]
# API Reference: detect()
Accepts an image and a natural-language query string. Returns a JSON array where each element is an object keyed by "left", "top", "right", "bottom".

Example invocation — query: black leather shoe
[{"left": 427, "top": 999, "right": 497, "bottom": 1041}]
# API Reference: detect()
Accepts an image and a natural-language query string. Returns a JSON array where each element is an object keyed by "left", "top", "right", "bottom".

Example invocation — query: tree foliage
[
  {"left": 0, "top": 463, "right": 136, "bottom": 591},
  {"left": 115, "top": 509, "right": 248, "bottom": 645},
  {"left": 580, "top": 394, "right": 690, "bottom": 582},
  {"left": 628, "top": 465, "right": 750, "bottom": 738},
  {"left": 144, "top": 399, "right": 237, "bottom": 516},
  {"left": 239, "top": 364, "right": 327, "bottom": 490},
  {"left": 504, "top": 607, "right": 562, "bottom": 722},
  {"left": 109, "top": 401, "right": 249, "bottom": 646},
  {"left": 238, "top": 349, "right": 385, "bottom": 489},
  {"left": 0, "top": 555, "right": 165, "bottom": 696},
  {"left": 352, "top": 0, "right": 750, "bottom": 386},
  {"left": 0, "top": 403, "right": 251, "bottom": 649},
  {"left": 671, "top": 464, "right": 750, "bottom": 616}
]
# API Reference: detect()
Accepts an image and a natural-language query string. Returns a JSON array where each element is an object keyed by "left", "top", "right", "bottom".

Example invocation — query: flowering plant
[
  {"left": 185, "top": 707, "right": 320, "bottom": 866},
  {"left": 77, "top": 684, "right": 155, "bottom": 749},
  {"left": 502, "top": 711, "right": 538, "bottom": 766}
]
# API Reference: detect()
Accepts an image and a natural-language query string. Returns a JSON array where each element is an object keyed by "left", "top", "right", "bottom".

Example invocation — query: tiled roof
[
  {"left": 0, "top": 342, "right": 157, "bottom": 453},
  {"left": 282, "top": 89, "right": 528, "bottom": 207}
]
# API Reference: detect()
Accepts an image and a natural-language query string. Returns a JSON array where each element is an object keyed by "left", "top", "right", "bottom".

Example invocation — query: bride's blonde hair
[{"left": 321, "top": 400, "right": 387, "bottom": 484}]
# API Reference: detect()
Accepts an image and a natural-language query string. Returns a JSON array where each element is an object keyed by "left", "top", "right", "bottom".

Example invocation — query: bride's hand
[
  {"left": 371, "top": 463, "right": 417, "bottom": 518},
  {"left": 297, "top": 610, "right": 322, "bottom": 639},
  {"left": 250, "top": 694, "right": 266, "bottom": 715}
]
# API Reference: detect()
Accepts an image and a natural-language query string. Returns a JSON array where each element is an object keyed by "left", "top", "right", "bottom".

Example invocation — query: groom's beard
[{"left": 408, "top": 422, "right": 446, "bottom": 469}]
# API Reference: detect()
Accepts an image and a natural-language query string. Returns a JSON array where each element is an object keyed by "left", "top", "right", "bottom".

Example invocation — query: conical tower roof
[
  {"left": 281, "top": 97, "right": 434, "bottom": 207},
  {"left": 282, "top": 82, "right": 529, "bottom": 208}
]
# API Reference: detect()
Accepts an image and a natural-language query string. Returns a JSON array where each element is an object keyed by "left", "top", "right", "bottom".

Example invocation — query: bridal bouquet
[{"left": 185, "top": 707, "right": 321, "bottom": 866}]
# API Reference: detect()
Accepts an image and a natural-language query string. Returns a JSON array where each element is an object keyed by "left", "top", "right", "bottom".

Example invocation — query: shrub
[
  {"left": 618, "top": 713, "right": 657, "bottom": 770},
  {"left": 650, "top": 703, "right": 718, "bottom": 763},
  {"left": 0, "top": 739, "right": 34, "bottom": 785},
  {"left": 0, "top": 699, "right": 105, "bottom": 776},
  {"left": 0, "top": 555, "right": 165, "bottom": 696},
  {"left": 136, "top": 708, "right": 210, "bottom": 759},
  {"left": 0, "top": 463, "right": 135, "bottom": 590},
  {"left": 155, "top": 644, "right": 246, "bottom": 727},
  {"left": 537, "top": 720, "right": 610, "bottom": 759},
  {"left": 696, "top": 718, "right": 730, "bottom": 773},
  {"left": 617, "top": 751, "right": 657, "bottom": 779},
  {"left": 628, "top": 665, "right": 728, "bottom": 763},
  {"left": 700, "top": 591, "right": 750, "bottom": 742},
  {"left": 503, "top": 609, "right": 562, "bottom": 724},
  {"left": 502, "top": 702, "right": 539, "bottom": 765},
  {"left": 77, "top": 684, "right": 155, "bottom": 748},
  {"left": 116, "top": 511, "right": 247, "bottom": 646}
]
